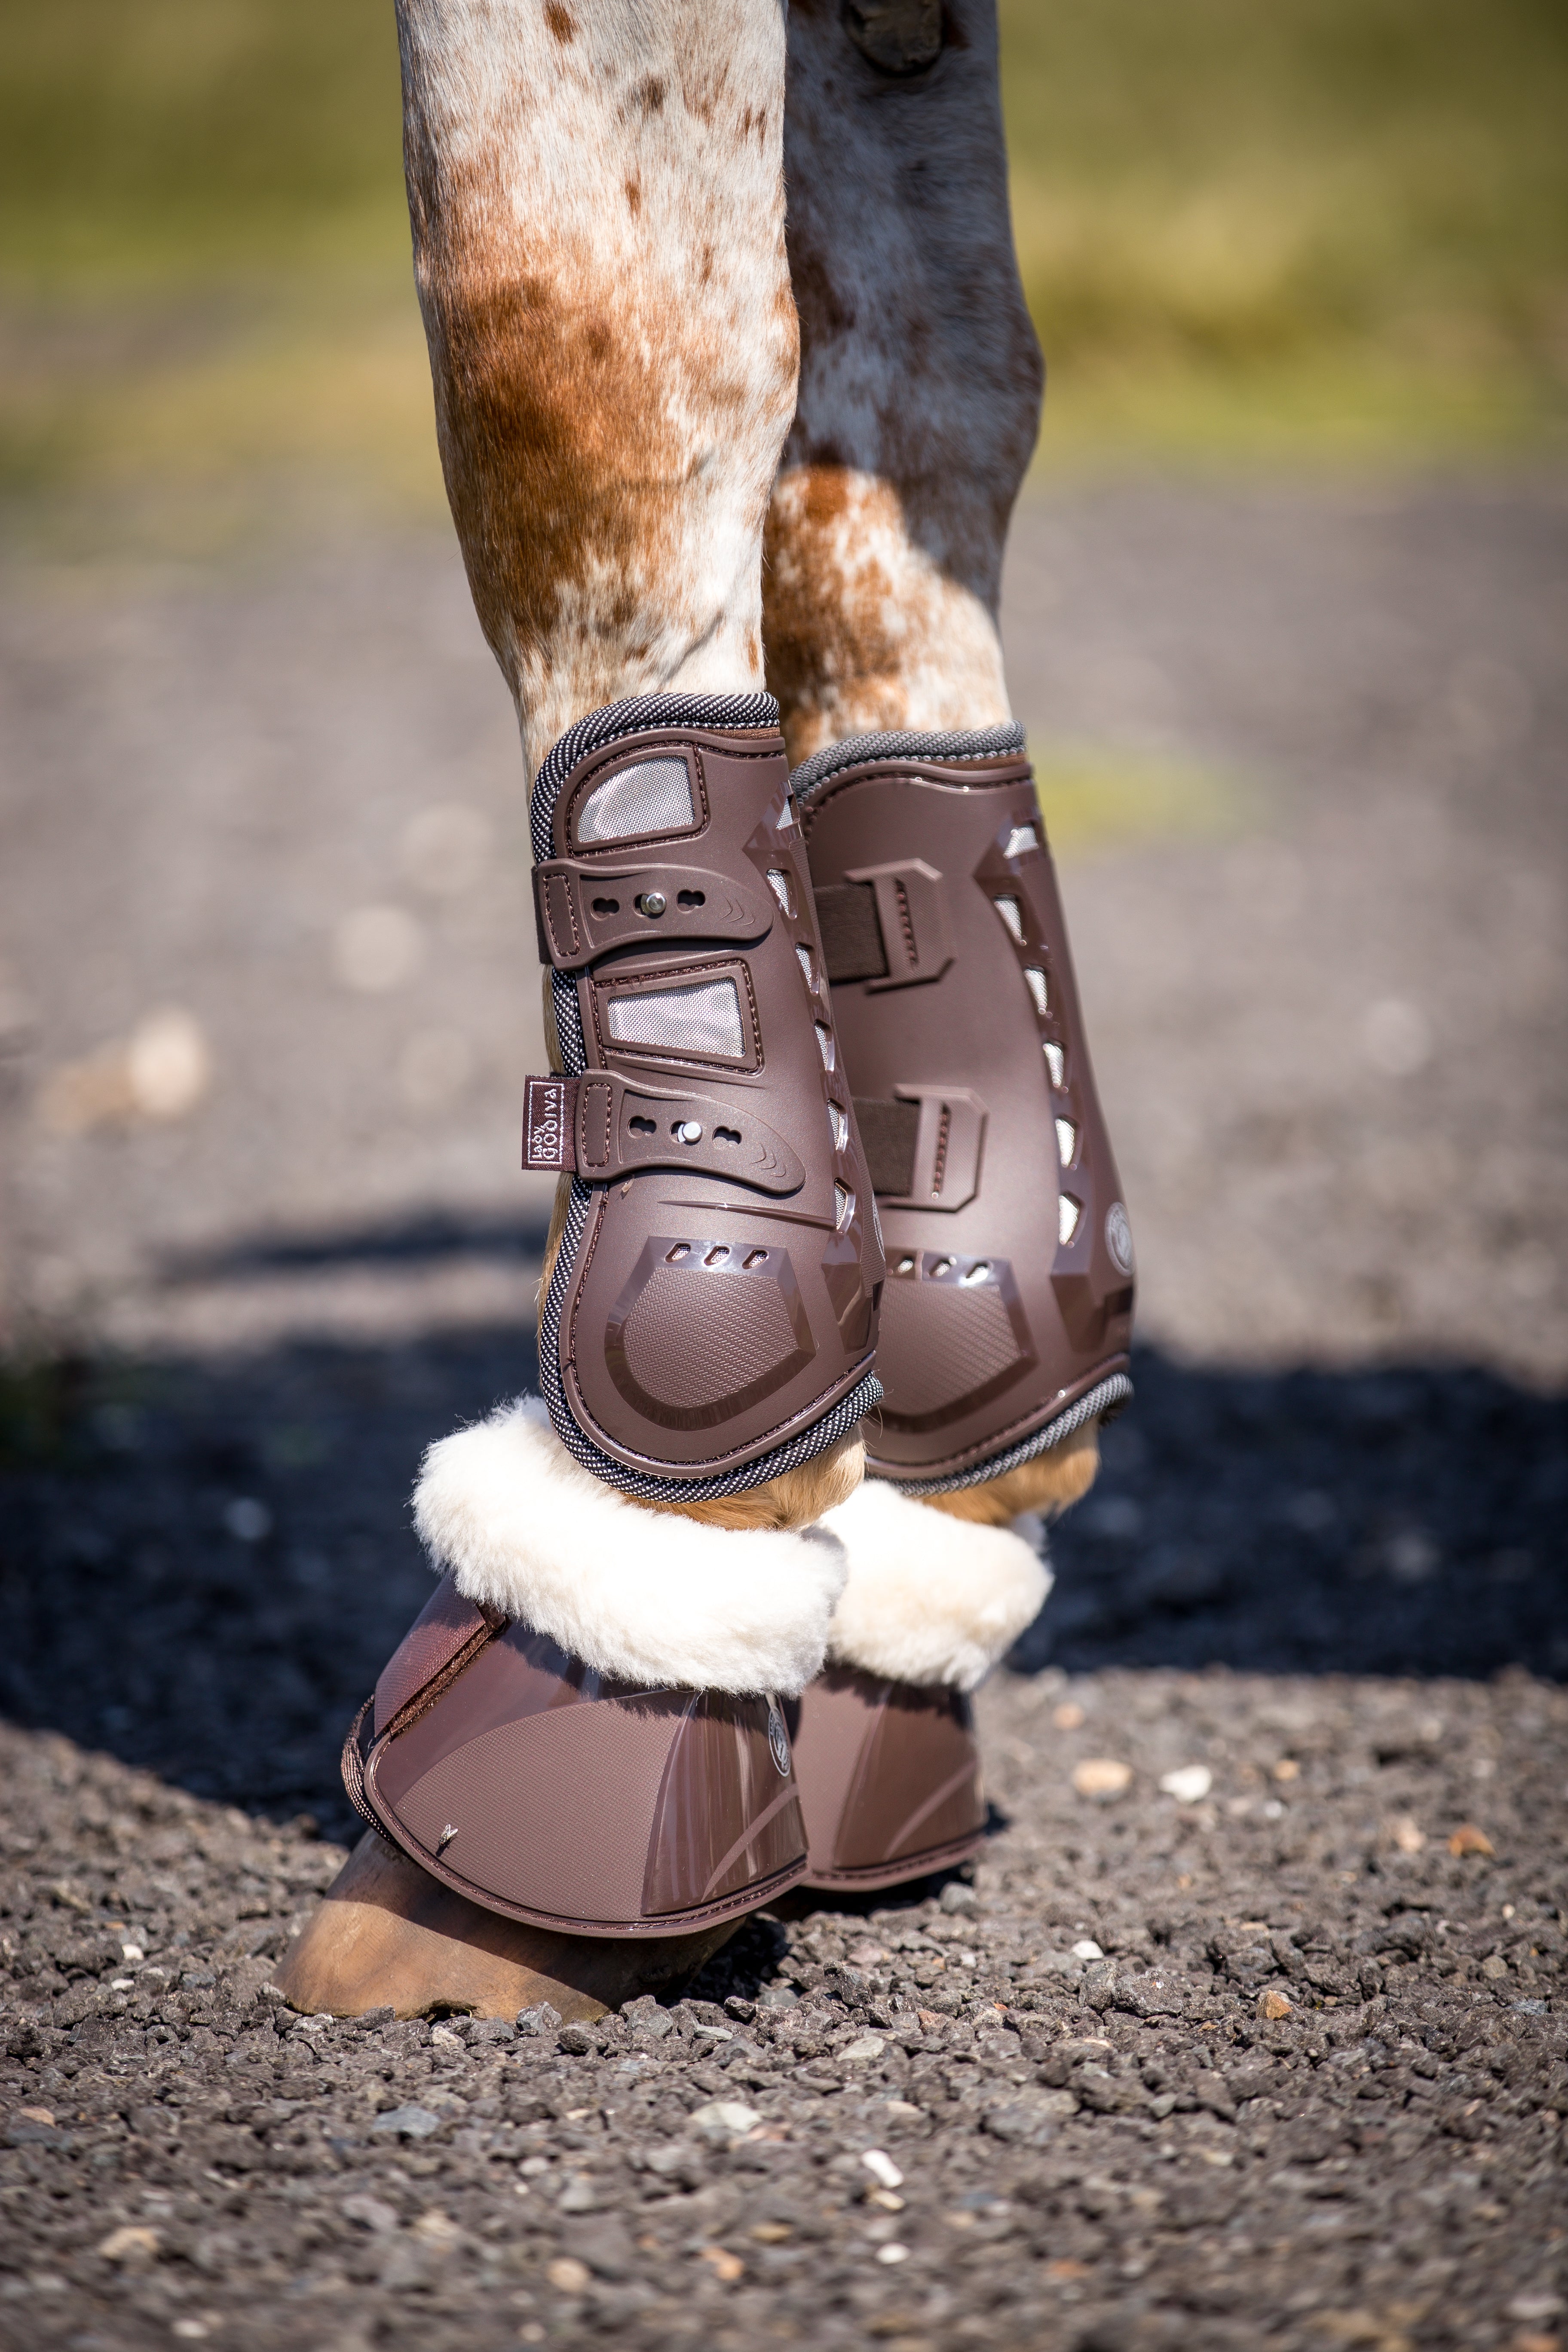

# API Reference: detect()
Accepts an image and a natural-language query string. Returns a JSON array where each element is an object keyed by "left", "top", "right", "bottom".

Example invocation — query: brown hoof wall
[
  {"left": 790, "top": 1665, "right": 987, "bottom": 1891},
  {"left": 275, "top": 1830, "right": 736, "bottom": 2021}
]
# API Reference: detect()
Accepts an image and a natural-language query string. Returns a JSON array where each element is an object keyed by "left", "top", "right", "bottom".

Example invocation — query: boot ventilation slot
[
  {"left": 576, "top": 757, "right": 694, "bottom": 843},
  {"left": 994, "top": 895, "right": 1025, "bottom": 943},
  {"left": 606, "top": 978, "right": 744, "bottom": 1060},
  {"left": 829, "top": 1102, "right": 849, "bottom": 1151},
  {"left": 1056, "top": 1118, "right": 1078, "bottom": 1167},
  {"left": 815, "top": 1023, "right": 836, "bottom": 1071},
  {"left": 796, "top": 944, "right": 815, "bottom": 990},
  {"left": 766, "top": 868, "right": 794, "bottom": 916},
  {"left": 1059, "top": 1194, "right": 1082, "bottom": 1245},
  {"left": 834, "top": 1183, "right": 854, "bottom": 1231},
  {"left": 1024, "top": 967, "right": 1049, "bottom": 1016},
  {"left": 1003, "top": 822, "right": 1039, "bottom": 859},
  {"left": 1044, "top": 1040, "right": 1066, "bottom": 1088}
]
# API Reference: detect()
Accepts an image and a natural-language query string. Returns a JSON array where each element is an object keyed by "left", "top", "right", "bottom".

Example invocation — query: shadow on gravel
[
  {"left": 159, "top": 1207, "right": 554, "bottom": 1278},
  {"left": 0, "top": 1326, "right": 1563, "bottom": 1838},
  {"left": 1023, "top": 1346, "right": 1568, "bottom": 1684}
]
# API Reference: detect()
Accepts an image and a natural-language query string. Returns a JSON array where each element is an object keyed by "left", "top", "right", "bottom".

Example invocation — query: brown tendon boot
[
  {"left": 281, "top": 695, "right": 885, "bottom": 2017},
  {"left": 784, "top": 724, "right": 1136, "bottom": 1890}
]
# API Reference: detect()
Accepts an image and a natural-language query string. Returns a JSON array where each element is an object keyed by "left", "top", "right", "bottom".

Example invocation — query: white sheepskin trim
[
  {"left": 819, "top": 1479, "right": 1050, "bottom": 1693},
  {"left": 411, "top": 1396, "right": 847, "bottom": 1698}
]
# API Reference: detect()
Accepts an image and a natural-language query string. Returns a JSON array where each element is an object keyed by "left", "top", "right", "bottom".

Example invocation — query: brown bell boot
[
  {"left": 339, "top": 1586, "right": 808, "bottom": 1941},
  {"left": 786, "top": 723, "right": 1136, "bottom": 1889}
]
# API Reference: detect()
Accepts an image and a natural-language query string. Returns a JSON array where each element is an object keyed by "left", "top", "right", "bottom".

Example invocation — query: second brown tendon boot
[{"left": 788, "top": 722, "right": 1136, "bottom": 1887}]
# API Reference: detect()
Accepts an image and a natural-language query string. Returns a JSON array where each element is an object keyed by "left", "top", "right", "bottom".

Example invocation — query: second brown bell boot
[{"left": 792, "top": 1477, "right": 1050, "bottom": 1889}]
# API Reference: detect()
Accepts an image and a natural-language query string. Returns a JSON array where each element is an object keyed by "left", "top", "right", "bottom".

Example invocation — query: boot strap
[{"left": 522, "top": 1072, "right": 805, "bottom": 1193}]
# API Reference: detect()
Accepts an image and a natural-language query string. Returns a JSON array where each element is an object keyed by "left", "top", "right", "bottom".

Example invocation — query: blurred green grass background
[{"left": 1, "top": 0, "right": 1564, "bottom": 549}]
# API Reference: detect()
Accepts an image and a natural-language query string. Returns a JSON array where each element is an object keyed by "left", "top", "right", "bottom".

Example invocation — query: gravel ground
[
  {"left": 1, "top": 473, "right": 1565, "bottom": 2347},
  {"left": 0, "top": 1675, "right": 1563, "bottom": 2352}
]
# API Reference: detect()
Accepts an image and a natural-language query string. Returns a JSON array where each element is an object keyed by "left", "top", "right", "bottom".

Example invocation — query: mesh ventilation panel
[
  {"left": 1003, "top": 824, "right": 1039, "bottom": 858},
  {"left": 1044, "top": 1040, "right": 1066, "bottom": 1087},
  {"left": 576, "top": 758, "right": 694, "bottom": 844},
  {"left": 994, "top": 896, "right": 1025, "bottom": 943},
  {"left": 606, "top": 979, "right": 744, "bottom": 1060},
  {"left": 1024, "top": 967, "right": 1050, "bottom": 1015}
]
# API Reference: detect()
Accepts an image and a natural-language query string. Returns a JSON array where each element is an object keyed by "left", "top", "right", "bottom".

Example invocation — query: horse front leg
[
  {"left": 281, "top": 0, "right": 885, "bottom": 2021},
  {"left": 770, "top": 3, "right": 1136, "bottom": 1893}
]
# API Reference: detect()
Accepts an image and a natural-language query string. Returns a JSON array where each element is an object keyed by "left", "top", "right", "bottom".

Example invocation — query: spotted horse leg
[
  {"left": 765, "top": 0, "right": 1137, "bottom": 1896},
  {"left": 279, "top": 0, "right": 885, "bottom": 2021}
]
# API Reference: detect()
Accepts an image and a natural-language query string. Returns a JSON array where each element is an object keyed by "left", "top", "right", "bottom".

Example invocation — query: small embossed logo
[
  {"left": 766, "top": 1702, "right": 791, "bottom": 1778},
  {"left": 523, "top": 1077, "right": 572, "bottom": 1172},
  {"left": 1105, "top": 1200, "right": 1135, "bottom": 1276}
]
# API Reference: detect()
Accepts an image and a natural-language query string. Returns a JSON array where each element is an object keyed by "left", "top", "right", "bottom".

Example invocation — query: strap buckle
[
  {"left": 523, "top": 1073, "right": 805, "bottom": 1195},
  {"left": 853, "top": 1085, "right": 986, "bottom": 1211},
  {"left": 533, "top": 855, "right": 774, "bottom": 971},
  {"left": 816, "top": 860, "right": 955, "bottom": 989}
]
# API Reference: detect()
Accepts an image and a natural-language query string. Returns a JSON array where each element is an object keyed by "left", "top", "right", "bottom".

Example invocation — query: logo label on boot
[
  {"left": 523, "top": 1077, "right": 575, "bottom": 1171},
  {"left": 767, "top": 1702, "right": 791, "bottom": 1777},
  {"left": 1105, "top": 1200, "right": 1135, "bottom": 1277}
]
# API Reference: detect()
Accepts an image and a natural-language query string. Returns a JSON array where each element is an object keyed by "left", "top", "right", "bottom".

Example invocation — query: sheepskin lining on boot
[
  {"left": 820, "top": 1478, "right": 1050, "bottom": 1692},
  {"left": 412, "top": 1398, "right": 847, "bottom": 1697}
]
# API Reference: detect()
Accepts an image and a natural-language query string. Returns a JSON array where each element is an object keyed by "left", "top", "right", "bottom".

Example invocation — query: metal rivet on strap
[
  {"left": 636, "top": 891, "right": 667, "bottom": 918},
  {"left": 677, "top": 1120, "right": 703, "bottom": 1145}
]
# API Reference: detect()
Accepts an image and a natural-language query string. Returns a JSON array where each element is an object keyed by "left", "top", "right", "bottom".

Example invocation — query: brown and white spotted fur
[
  {"left": 398, "top": 0, "right": 1089, "bottom": 1531},
  {"left": 768, "top": 0, "right": 1042, "bottom": 763}
]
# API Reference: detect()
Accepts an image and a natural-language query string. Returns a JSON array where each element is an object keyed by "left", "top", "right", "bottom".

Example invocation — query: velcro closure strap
[
  {"left": 818, "top": 860, "right": 954, "bottom": 990},
  {"left": 852, "top": 1096, "right": 919, "bottom": 1195},
  {"left": 815, "top": 882, "right": 888, "bottom": 982},
  {"left": 852, "top": 1087, "right": 986, "bottom": 1212},
  {"left": 523, "top": 1073, "right": 805, "bottom": 1195},
  {"left": 533, "top": 855, "right": 774, "bottom": 971}
]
